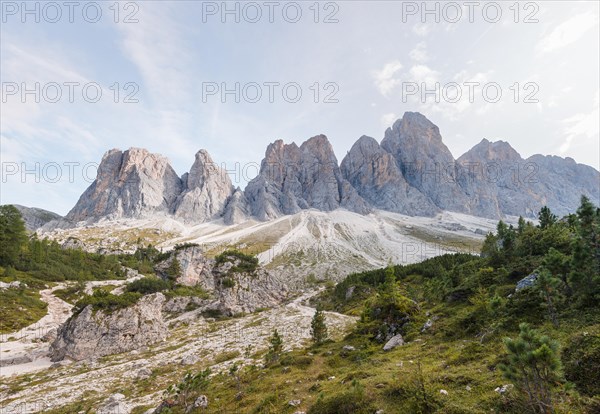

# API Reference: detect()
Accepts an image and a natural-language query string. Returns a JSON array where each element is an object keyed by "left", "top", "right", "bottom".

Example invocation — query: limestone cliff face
[
  {"left": 456, "top": 139, "right": 600, "bottom": 218},
  {"left": 245, "top": 135, "right": 370, "bottom": 220},
  {"left": 50, "top": 293, "right": 167, "bottom": 362},
  {"left": 340, "top": 136, "right": 438, "bottom": 216},
  {"left": 174, "top": 150, "right": 234, "bottom": 223},
  {"left": 66, "top": 147, "right": 240, "bottom": 225},
  {"left": 66, "top": 148, "right": 183, "bottom": 222},
  {"left": 347, "top": 112, "right": 600, "bottom": 219},
  {"left": 456, "top": 139, "right": 517, "bottom": 218},
  {"left": 223, "top": 187, "right": 249, "bottom": 225},
  {"left": 380, "top": 112, "right": 471, "bottom": 213}
]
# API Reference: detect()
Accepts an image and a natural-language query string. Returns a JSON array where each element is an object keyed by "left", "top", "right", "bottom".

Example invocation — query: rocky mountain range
[
  {"left": 64, "top": 112, "right": 600, "bottom": 225},
  {"left": 11, "top": 205, "right": 62, "bottom": 231}
]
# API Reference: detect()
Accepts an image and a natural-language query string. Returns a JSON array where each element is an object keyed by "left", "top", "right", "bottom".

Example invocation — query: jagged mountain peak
[
  {"left": 66, "top": 147, "right": 183, "bottom": 222},
  {"left": 185, "top": 149, "right": 229, "bottom": 190},
  {"left": 174, "top": 148, "right": 234, "bottom": 224},
  {"left": 459, "top": 138, "right": 522, "bottom": 163},
  {"left": 351, "top": 135, "right": 380, "bottom": 151},
  {"left": 387, "top": 111, "right": 441, "bottom": 142},
  {"left": 300, "top": 134, "right": 331, "bottom": 149}
]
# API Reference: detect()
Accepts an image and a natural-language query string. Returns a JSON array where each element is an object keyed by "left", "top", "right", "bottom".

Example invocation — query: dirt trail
[
  {"left": 1, "top": 284, "right": 72, "bottom": 344},
  {"left": 0, "top": 274, "right": 141, "bottom": 378}
]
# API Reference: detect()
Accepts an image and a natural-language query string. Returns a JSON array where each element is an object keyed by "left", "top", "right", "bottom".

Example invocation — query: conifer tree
[
  {"left": 311, "top": 305, "right": 328, "bottom": 345},
  {"left": 569, "top": 196, "right": 600, "bottom": 305},
  {"left": 0, "top": 205, "right": 27, "bottom": 266},
  {"left": 265, "top": 329, "right": 283, "bottom": 364},
  {"left": 535, "top": 269, "right": 561, "bottom": 327},
  {"left": 499, "top": 323, "right": 561, "bottom": 414},
  {"left": 538, "top": 206, "right": 557, "bottom": 229}
]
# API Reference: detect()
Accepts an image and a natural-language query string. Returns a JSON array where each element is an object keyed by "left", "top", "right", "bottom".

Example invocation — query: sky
[{"left": 1, "top": 0, "right": 599, "bottom": 215}]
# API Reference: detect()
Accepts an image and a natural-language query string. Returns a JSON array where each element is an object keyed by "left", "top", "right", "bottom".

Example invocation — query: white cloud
[
  {"left": 537, "top": 13, "right": 599, "bottom": 54},
  {"left": 372, "top": 60, "right": 403, "bottom": 97},
  {"left": 381, "top": 113, "right": 398, "bottom": 127},
  {"left": 409, "top": 42, "right": 428, "bottom": 62},
  {"left": 559, "top": 91, "right": 600, "bottom": 153},
  {"left": 408, "top": 64, "right": 439, "bottom": 85},
  {"left": 412, "top": 23, "right": 431, "bottom": 37}
]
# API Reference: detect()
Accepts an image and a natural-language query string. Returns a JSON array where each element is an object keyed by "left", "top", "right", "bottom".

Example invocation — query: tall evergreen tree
[
  {"left": 311, "top": 305, "right": 328, "bottom": 345},
  {"left": 165, "top": 257, "right": 182, "bottom": 282},
  {"left": 265, "top": 329, "right": 283, "bottom": 365},
  {"left": 542, "top": 247, "right": 571, "bottom": 296},
  {"left": 569, "top": 196, "right": 600, "bottom": 305},
  {"left": 538, "top": 206, "right": 557, "bottom": 229},
  {"left": 535, "top": 269, "right": 561, "bottom": 327},
  {"left": 0, "top": 205, "right": 27, "bottom": 266}
]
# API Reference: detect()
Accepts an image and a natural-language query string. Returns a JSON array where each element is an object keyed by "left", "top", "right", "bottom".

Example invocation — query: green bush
[
  {"left": 280, "top": 354, "right": 313, "bottom": 368},
  {"left": 221, "top": 277, "right": 235, "bottom": 288},
  {"left": 164, "top": 285, "right": 209, "bottom": 299},
  {"left": 562, "top": 325, "right": 600, "bottom": 397},
  {"left": 215, "top": 249, "right": 259, "bottom": 273},
  {"left": 126, "top": 276, "right": 171, "bottom": 294},
  {"left": 174, "top": 243, "right": 200, "bottom": 251},
  {"left": 73, "top": 290, "right": 141, "bottom": 314}
]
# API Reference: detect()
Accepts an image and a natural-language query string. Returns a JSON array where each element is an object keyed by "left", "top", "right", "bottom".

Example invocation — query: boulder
[
  {"left": 50, "top": 293, "right": 167, "bottom": 361},
  {"left": 97, "top": 393, "right": 131, "bottom": 414},
  {"left": 383, "top": 334, "right": 404, "bottom": 351},
  {"left": 516, "top": 273, "right": 538, "bottom": 291},
  {"left": 194, "top": 395, "right": 208, "bottom": 408}
]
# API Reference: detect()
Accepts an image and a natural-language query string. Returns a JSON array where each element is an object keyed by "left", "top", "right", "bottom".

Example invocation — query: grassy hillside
[{"left": 143, "top": 196, "right": 599, "bottom": 414}]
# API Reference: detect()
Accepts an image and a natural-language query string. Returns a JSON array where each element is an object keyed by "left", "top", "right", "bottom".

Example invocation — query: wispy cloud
[
  {"left": 409, "top": 42, "right": 428, "bottom": 62},
  {"left": 116, "top": 2, "right": 197, "bottom": 159},
  {"left": 537, "top": 13, "right": 598, "bottom": 54},
  {"left": 559, "top": 91, "right": 600, "bottom": 154},
  {"left": 412, "top": 23, "right": 431, "bottom": 37},
  {"left": 372, "top": 60, "right": 403, "bottom": 97}
]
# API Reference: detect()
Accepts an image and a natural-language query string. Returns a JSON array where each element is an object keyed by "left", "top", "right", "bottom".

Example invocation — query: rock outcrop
[
  {"left": 155, "top": 245, "right": 214, "bottom": 289},
  {"left": 212, "top": 255, "right": 289, "bottom": 315},
  {"left": 156, "top": 246, "right": 289, "bottom": 315},
  {"left": 50, "top": 293, "right": 167, "bottom": 361}
]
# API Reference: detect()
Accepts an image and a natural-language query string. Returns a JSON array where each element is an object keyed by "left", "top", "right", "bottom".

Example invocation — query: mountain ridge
[{"left": 62, "top": 112, "right": 600, "bottom": 226}]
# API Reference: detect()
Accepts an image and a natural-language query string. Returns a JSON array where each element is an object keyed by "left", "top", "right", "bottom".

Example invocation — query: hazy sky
[{"left": 1, "top": 1, "right": 599, "bottom": 215}]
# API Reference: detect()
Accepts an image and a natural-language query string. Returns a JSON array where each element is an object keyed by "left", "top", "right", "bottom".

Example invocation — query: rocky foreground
[
  {"left": 0, "top": 246, "right": 355, "bottom": 413},
  {"left": 0, "top": 287, "right": 355, "bottom": 413}
]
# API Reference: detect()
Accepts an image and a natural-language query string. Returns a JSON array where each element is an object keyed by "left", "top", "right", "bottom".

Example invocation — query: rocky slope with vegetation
[{"left": 1, "top": 195, "right": 599, "bottom": 413}]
